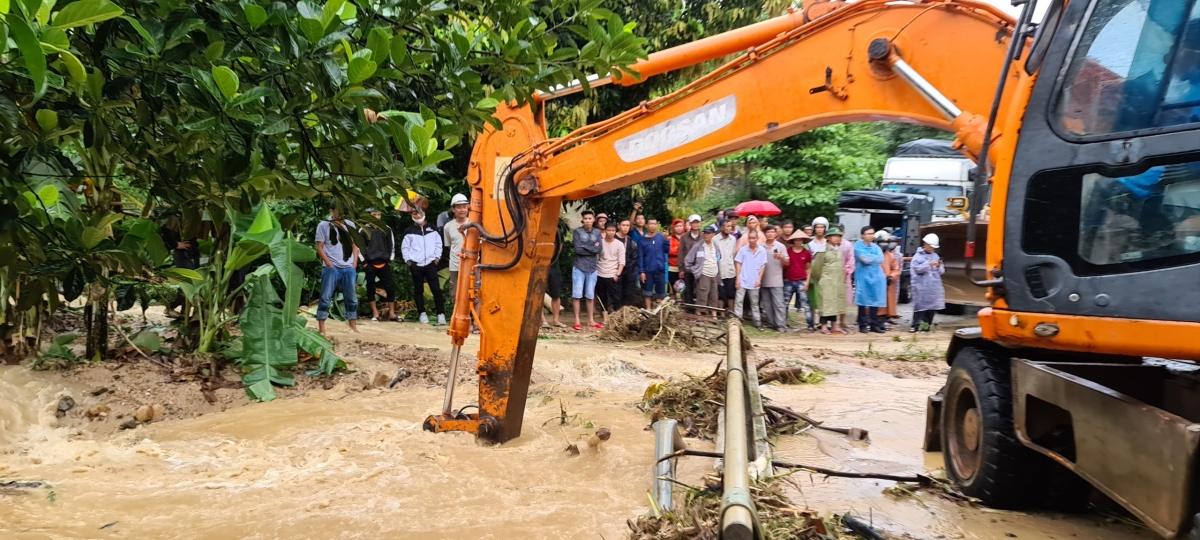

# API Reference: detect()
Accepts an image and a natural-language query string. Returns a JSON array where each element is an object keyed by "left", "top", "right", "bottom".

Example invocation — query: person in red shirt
[
  {"left": 783, "top": 230, "right": 815, "bottom": 331},
  {"left": 668, "top": 218, "right": 684, "bottom": 298}
]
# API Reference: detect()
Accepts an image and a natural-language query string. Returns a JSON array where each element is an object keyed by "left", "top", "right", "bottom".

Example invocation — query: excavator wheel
[{"left": 941, "top": 346, "right": 1039, "bottom": 508}]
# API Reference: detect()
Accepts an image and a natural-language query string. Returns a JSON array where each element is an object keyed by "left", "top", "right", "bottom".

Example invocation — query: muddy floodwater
[{"left": 1, "top": 319, "right": 1157, "bottom": 540}]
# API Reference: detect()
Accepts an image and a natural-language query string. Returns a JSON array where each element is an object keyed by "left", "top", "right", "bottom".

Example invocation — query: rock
[
  {"left": 89, "top": 387, "right": 109, "bottom": 396},
  {"left": 56, "top": 396, "right": 76, "bottom": 418},
  {"left": 135, "top": 405, "right": 154, "bottom": 423},
  {"left": 371, "top": 371, "right": 391, "bottom": 389},
  {"left": 85, "top": 405, "right": 110, "bottom": 420},
  {"left": 119, "top": 419, "right": 141, "bottom": 430},
  {"left": 151, "top": 404, "right": 166, "bottom": 422}
]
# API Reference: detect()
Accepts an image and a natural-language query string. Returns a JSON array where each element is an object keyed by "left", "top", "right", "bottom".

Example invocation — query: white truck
[{"left": 879, "top": 139, "right": 974, "bottom": 222}]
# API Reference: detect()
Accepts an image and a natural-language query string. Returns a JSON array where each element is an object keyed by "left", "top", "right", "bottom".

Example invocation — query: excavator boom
[{"left": 425, "top": 0, "right": 1020, "bottom": 443}]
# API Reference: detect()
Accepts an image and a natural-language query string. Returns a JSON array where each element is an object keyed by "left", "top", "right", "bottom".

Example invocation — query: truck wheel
[{"left": 941, "top": 346, "right": 1036, "bottom": 508}]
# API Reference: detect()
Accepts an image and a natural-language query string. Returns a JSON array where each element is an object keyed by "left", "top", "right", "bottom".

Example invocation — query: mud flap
[{"left": 923, "top": 390, "right": 944, "bottom": 452}]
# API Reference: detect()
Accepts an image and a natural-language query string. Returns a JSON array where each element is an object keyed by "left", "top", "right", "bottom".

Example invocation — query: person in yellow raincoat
[{"left": 808, "top": 228, "right": 847, "bottom": 334}]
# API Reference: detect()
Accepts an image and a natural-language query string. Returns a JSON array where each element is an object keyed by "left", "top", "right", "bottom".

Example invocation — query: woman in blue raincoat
[{"left": 853, "top": 226, "right": 887, "bottom": 333}]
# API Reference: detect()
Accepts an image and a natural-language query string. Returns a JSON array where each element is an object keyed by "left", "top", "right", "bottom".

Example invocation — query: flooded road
[{"left": 1, "top": 320, "right": 1157, "bottom": 539}]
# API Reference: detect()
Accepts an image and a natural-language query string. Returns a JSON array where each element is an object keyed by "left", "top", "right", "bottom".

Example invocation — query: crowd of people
[
  {"left": 562, "top": 203, "right": 949, "bottom": 335},
  {"left": 306, "top": 194, "right": 948, "bottom": 337}
]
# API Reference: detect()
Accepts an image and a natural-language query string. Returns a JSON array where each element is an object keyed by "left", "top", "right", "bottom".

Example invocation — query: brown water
[{"left": 1, "top": 322, "right": 1157, "bottom": 540}]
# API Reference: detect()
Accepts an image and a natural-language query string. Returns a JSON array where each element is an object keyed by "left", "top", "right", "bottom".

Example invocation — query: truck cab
[{"left": 880, "top": 139, "right": 976, "bottom": 222}]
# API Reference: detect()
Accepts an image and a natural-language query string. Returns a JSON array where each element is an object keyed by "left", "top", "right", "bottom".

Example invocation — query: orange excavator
[{"left": 424, "top": 0, "right": 1200, "bottom": 536}]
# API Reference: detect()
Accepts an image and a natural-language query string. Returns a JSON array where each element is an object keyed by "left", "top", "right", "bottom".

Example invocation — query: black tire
[{"left": 941, "top": 346, "right": 1039, "bottom": 508}]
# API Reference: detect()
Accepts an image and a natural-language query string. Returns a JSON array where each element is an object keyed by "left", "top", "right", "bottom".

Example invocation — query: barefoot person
[
  {"left": 315, "top": 204, "right": 360, "bottom": 336},
  {"left": 809, "top": 228, "right": 847, "bottom": 334}
]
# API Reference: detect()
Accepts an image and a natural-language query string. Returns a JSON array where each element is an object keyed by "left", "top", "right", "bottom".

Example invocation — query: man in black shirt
[{"left": 362, "top": 209, "right": 397, "bottom": 322}]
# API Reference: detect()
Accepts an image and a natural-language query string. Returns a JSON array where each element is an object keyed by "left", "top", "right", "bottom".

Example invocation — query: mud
[{"left": 1, "top": 317, "right": 1157, "bottom": 540}]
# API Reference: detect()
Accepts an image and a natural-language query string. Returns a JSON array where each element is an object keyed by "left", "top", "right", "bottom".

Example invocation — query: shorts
[
  {"left": 547, "top": 266, "right": 563, "bottom": 299},
  {"left": 572, "top": 267, "right": 598, "bottom": 299},
  {"left": 718, "top": 277, "right": 736, "bottom": 300},
  {"left": 365, "top": 263, "right": 394, "bottom": 302},
  {"left": 641, "top": 270, "right": 667, "bottom": 298}
]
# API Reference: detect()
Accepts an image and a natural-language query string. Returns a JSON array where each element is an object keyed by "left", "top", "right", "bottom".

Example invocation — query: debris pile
[
  {"left": 642, "top": 360, "right": 828, "bottom": 438},
  {"left": 599, "top": 303, "right": 723, "bottom": 349},
  {"left": 627, "top": 474, "right": 830, "bottom": 540}
]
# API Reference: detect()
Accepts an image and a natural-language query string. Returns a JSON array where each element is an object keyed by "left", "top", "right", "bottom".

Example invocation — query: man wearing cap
[
  {"left": 809, "top": 228, "right": 847, "bottom": 334},
  {"left": 910, "top": 233, "right": 946, "bottom": 332},
  {"left": 362, "top": 208, "right": 397, "bottom": 322},
  {"left": 733, "top": 229, "right": 768, "bottom": 330},
  {"left": 315, "top": 204, "right": 360, "bottom": 336},
  {"left": 783, "top": 229, "right": 814, "bottom": 331},
  {"left": 401, "top": 209, "right": 446, "bottom": 325},
  {"left": 444, "top": 193, "right": 470, "bottom": 302},
  {"left": 684, "top": 224, "right": 721, "bottom": 317},
  {"left": 679, "top": 214, "right": 703, "bottom": 308},
  {"left": 596, "top": 213, "right": 609, "bottom": 232}
]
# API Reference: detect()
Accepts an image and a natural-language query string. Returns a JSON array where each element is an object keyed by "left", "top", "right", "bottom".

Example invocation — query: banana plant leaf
[{"left": 238, "top": 266, "right": 297, "bottom": 401}]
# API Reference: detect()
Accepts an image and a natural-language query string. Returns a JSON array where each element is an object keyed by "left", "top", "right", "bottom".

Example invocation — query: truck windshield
[
  {"left": 882, "top": 184, "right": 963, "bottom": 216},
  {"left": 1057, "top": 0, "right": 1200, "bottom": 137}
]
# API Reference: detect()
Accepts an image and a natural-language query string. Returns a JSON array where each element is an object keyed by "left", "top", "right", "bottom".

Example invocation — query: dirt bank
[{"left": 1, "top": 318, "right": 1156, "bottom": 540}]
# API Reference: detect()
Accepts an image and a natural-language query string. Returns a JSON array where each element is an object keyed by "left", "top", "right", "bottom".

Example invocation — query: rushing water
[{"left": 0, "top": 324, "right": 1158, "bottom": 540}]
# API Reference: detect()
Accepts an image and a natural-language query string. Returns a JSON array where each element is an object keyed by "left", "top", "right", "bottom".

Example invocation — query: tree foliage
[{"left": 0, "top": 0, "right": 649, "bottom": 358}]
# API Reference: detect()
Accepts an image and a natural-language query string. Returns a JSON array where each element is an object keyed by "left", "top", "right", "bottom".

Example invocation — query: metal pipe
[
  {"left": 721, "top": 321, "right": 756, "bottom": 540},
  {"left": 652, "top": 419, "right": 687, "bottom": 512},
  {"left": 441, "top": 344, "right": 462, "bottom": 416},
  {"left": 888, "top": 57, "right": 963, "bottom": 120}
]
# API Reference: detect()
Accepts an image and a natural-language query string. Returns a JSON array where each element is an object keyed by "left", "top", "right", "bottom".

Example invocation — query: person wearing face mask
[
  {"left": 910, "top": 234, "right": 946, "bottom": 332},
  {"left": 401, "top": 209, "right": 445, "bottom": 325}
]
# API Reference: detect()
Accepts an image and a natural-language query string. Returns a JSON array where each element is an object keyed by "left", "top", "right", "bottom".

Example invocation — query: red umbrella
[{"left": 735, "top": 200, "right": 782, "bottom": 216}]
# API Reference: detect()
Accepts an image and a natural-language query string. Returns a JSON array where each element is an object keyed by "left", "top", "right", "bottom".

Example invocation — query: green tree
[
  {"left": 0, "top": 0, "right": 648, "bottom": 359},
  {"left": 736, "top": 123, "right": 890, "bottom": 221}
]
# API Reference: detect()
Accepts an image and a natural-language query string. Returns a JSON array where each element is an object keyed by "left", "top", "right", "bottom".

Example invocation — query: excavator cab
[{"left": 936, "top": 0, "right": 1200, "bottom": 537}]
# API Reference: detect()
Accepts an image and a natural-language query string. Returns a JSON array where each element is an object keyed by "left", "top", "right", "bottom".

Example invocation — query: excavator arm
[{"left": 426, "top": 0, "right": 1023, "bottom": 443}]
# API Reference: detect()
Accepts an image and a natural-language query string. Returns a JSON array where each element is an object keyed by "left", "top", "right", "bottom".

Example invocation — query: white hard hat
[
  {"left": 451, "top": 193, "right": 469, "bottom": 206},
  {"left": 812, "top": 217, "right": 829, "bottom": 228},
  {"left": 688, "top": 214, "right": 702, "bottom": 223},
  {"left": 875, "top": 230, "right": 890, "bottom": 241},
  {"left": 923, "top": 233, "right": 940, "bottom": 249}
]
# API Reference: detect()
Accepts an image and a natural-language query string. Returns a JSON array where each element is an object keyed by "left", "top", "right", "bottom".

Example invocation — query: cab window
[{"left": 1056, "top": 0, "right": 1200, "bottom": 137}]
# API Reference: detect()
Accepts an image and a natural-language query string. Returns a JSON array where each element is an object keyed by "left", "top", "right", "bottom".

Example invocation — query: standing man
[
  {"left": 684, "top": 224, "right": 721, "bottom": 318},
  {"left": 616, "top": 218, "right": 640, "bottom": 309},
  {"left": 715, "top": 219, "right": 739, "bottom": 313},
  {"left": 595, "top": 222, "right": 626, "bottom": 325},
  {"left": 876, "top": 230, "right": 902, "bottom": 325},
  {"left": 679, "top": 214, "right": 703, "bottom": 308},
  {"left": 596, "top": 213, "right": 609, "bottom": 232},
  {"left": 733, "top": 230, "right": 768, "bottom": 330},
  {"left": 443, "top": 193, "right": 469, "bottom": 302},
  {"left": 783, "top": 230, "right": 815, "bottom": 331},
  {"left": 315, "top": 204, "right": 360, "bottom": 336},
  {"left": 759, "top": 225, "right": 791, "bottom": 331},
  {"left": 629, "top": 202, "right": 647, "bottom": 243},
  {"left": 401, "top": 209, "right": 445, "bottom": 325},
  {"left": 910, "top": 234, "right": 946, "bottom": 333},
  {"left": 854, "top": 227, "right": 888, "bottom": 334},
  {"left": 810, "top": 228, "right": 847, "bottom": 334},
  {"left": 542, "top": 224, "right": 566, "bottom": 328},
  {"left": 638, "top": 218, "right": 670, "bottom": 308},
  {"left": 779, "top": 220, "right": 795, "bottom": 242},
  {"left": 572, "top": 210, "right": 603, "bottom": 330},
  {"left": 362, "top": 208, "right": 397, "bottom": 322}
]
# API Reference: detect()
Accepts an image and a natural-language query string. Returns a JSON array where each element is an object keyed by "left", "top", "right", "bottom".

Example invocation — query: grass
[{"left": 854, "top": 340, "right": 942, "bottom": 362}]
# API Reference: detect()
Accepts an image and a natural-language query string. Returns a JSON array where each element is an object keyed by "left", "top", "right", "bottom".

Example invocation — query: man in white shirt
[
  {"left": 443, "top": 193, "right": 469, "bottom": 301},
  {"left": 402, "top": 210, "right": 445, "bottom": 325},
  {"left": 733, "top": 230, "right": 768, "bottom": 330},
  {"left": 315, "top": 204, "right": 360, "bottom": 336}
]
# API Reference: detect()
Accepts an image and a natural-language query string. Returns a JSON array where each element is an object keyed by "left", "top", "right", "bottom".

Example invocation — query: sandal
[
  {"left": 371, "top": 317, "right": 380, "bottom": 322},
  {"left": 573, "top": 323, "right": 583, "bottom": 331},
  {"left": 592, "top": 323, "right": 604, "bottom": 329},
  {"left": 820, "top": 327, "right": 832, "bottom": 335},
  {"left": 555, "top": 322, "right": 567, "bottom": 328}
]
